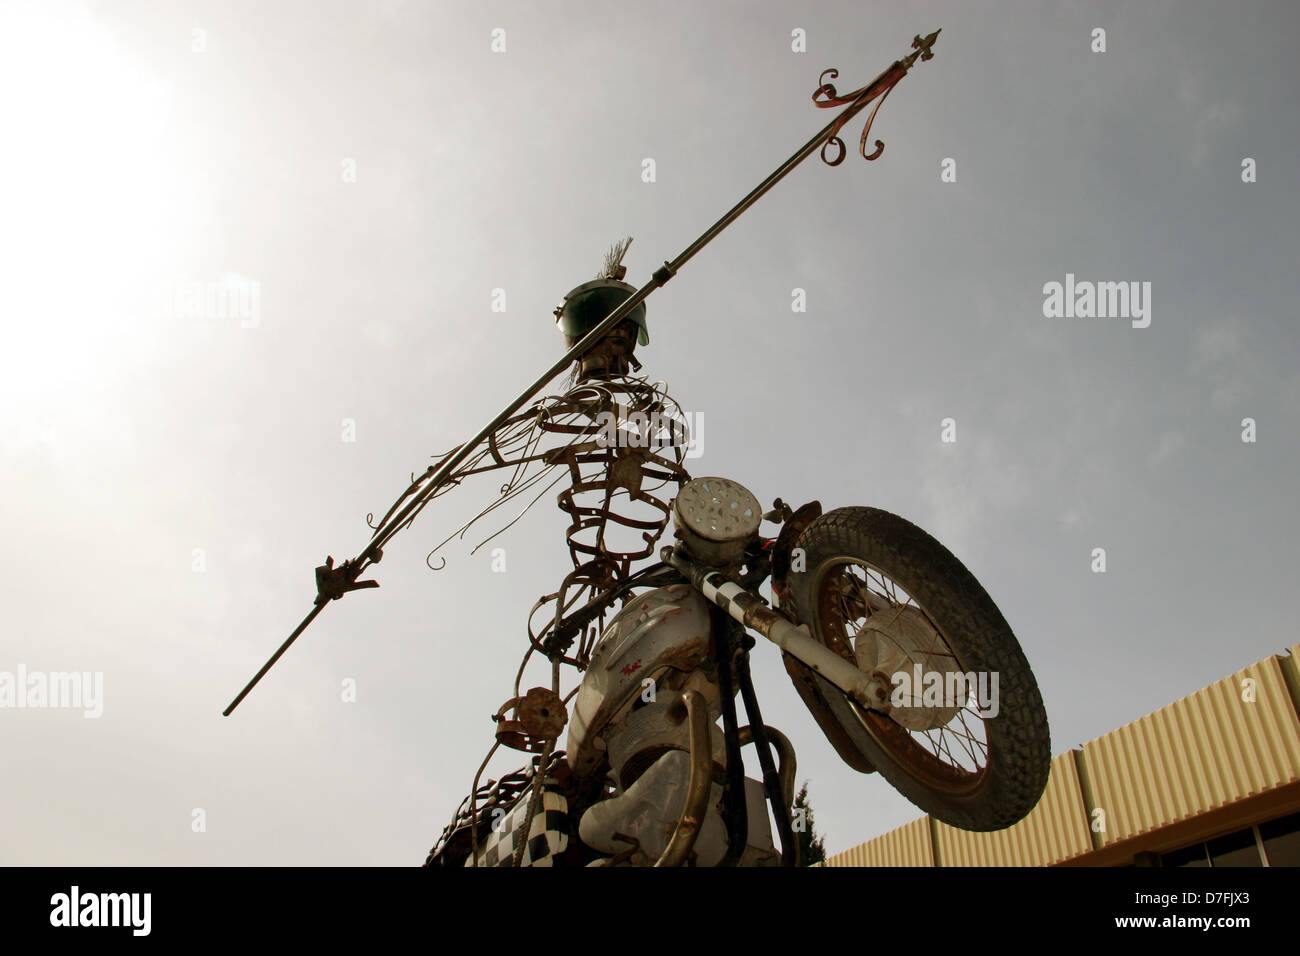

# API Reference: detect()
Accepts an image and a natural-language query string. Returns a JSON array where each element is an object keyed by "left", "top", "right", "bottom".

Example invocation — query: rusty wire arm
[{"left": 223, "top": 29, "right": 940, "bottom": 717}]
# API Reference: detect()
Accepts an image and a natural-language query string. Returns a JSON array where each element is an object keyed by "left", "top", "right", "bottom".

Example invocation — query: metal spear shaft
[{"left": 224, "top": 31, "right": 939, "bottom": 716}]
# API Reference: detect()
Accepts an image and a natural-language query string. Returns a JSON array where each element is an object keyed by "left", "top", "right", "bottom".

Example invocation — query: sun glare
[{"left": 0, "top": 2, "right": 184, "bottom": 407}]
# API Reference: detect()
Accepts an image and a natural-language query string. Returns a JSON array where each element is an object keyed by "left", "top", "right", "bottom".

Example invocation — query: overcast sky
[{"left": 1, "top": 0, "right": 1297, "bottom": 865}]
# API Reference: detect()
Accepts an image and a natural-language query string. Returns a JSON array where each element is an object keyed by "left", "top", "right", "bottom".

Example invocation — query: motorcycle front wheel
[{"left": 785, "top": 507, "right": 1050, "bottom": 831}]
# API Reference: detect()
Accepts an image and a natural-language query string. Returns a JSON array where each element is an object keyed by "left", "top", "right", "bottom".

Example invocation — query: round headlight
[{"left": 673, "top": 477, "right": 762, "bottom": 563}]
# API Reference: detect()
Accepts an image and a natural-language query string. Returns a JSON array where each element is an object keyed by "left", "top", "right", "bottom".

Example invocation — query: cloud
[
  {"left": 1191, "top": 316, "right": 1267, "bottom": 410},
  {"left": 1178, "top": 69, "right": 1241, "bottom": 170},
  {"left": 918, "top": 432, "right": 1028, "bottom": 565},
  {"left": 1147, "top": 430, "right": 1186, "bottom": 466}
]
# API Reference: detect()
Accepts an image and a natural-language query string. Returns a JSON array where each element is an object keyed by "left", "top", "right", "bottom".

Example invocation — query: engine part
[
  {"left": 607, "top": 691, "right": 724, "bottom": 791},
  {"left": 578, "top": 751, "right": 778, "bottom": 867}
]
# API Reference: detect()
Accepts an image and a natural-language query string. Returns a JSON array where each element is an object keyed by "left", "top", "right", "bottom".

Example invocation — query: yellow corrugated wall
[
  {"left": 823, "top": 816, "right": 933, "bottom": 867},
  {"left": 1081, "top": 652, "right": 1300, "bottom": 846},
  {"left": 816, "top": 645, "right": 1300, "bottom": 865},
  {"left": 933, "top": 751, "right": 1093, "bottom": 866}
]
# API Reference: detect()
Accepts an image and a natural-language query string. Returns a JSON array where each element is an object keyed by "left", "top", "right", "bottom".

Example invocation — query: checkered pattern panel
[{"left": 467, "top": 783, "right": 569, "bottom": 867}]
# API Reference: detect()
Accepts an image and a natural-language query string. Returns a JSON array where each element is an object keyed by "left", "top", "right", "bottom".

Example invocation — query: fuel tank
[{"left": 565, "top": 583, "right": 713, "bottom": 782}]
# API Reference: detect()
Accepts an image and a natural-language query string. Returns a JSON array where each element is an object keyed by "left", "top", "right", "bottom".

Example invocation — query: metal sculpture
[{"left": 219, "top": 31, "right": 1012, "bottom": 869}]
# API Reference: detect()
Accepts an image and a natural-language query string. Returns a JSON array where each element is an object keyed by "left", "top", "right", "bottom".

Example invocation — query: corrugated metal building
[{"left": 823, "top": 644, "right": 1300, "bottom": 866}]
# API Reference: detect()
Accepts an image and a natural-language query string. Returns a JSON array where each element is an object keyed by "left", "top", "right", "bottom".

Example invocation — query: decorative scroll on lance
[{"left": 812, "top": 29, "right": 940, "bottom": 167}]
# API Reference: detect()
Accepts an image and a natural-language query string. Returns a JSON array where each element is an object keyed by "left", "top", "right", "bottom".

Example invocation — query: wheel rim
[{"left": 812, "top": 556, "right": 992, "bottom": 796}]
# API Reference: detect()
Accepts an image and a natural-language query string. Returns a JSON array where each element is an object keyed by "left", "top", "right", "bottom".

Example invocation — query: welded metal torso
[
  {"left": 522, "top": 376, "right": 691, "bottom": 668},
  {"left": 423, "top": 373, "right": 693, "bottom": 670},
  {"left": 421, "top": 370, "right": 698, "bottom": 864}
]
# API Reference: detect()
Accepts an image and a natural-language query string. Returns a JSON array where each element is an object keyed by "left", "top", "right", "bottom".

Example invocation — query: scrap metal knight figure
[
  {"left": 228, "top": 32, "right": 1056, "bottom": 869},
  {"left": 413, "top": 238, "right": 717, "bottom": 866}
]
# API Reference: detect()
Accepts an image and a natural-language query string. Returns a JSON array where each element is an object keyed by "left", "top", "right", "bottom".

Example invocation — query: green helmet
[{"left": 554, "top": 279, "right": 649, "bottom": 349}]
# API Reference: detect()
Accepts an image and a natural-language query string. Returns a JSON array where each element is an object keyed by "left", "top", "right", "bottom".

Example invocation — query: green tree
[{"left": 792, "top": 780, "right": 826, "bottom": 866}]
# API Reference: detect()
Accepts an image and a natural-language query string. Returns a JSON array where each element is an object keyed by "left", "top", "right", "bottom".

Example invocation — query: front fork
[
  {"left": 710, "top": 604, "right": 799, "bottom": 865},
  {"left": 663, "top": 543, "right": 894, "bottom": 866},
  {"left": 662, "top": 545, "right": 894, "bottom": 712}
]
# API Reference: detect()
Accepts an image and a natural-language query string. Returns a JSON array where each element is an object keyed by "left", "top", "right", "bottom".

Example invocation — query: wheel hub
[{"left": 851, "top": 599, "right": 962, "bottom": 732}]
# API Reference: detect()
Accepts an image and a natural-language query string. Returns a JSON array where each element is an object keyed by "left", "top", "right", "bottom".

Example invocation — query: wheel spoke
[
  {"left": 817, "top": 556, "right": 995, "bottom": 783},
  {"left": 955, "top": 708, "right": 990, "bottom": 759},
  {"left": 920, "top": 728, "right": 943, "bottom": 758},
  {"left": 836, "top": 587, "right": 859, "bottom": 634},
  {"left": 945, "top": 719, "right": 982, "bottom": 767},
  {"left": 933, "top": 728, "right": 959, "bottom": 766}
]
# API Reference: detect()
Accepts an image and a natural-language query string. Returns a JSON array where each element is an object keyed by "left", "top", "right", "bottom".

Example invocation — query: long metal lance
[{"left": 223, "top": 30, "right": 940, "bottom": 716}]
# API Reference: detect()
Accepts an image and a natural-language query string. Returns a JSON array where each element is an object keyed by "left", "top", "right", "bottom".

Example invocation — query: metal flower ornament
[{"left": 224, "top": 30, "right": 1051, "bottom": 868}]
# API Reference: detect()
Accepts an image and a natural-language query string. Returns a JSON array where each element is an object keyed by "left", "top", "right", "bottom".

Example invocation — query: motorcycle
[
  {"left": 425, "top": 475, "right": 1051, "bottom": 866},
  {"left": 216, "top": 29, "right": 1036, "bottom": 867}
]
